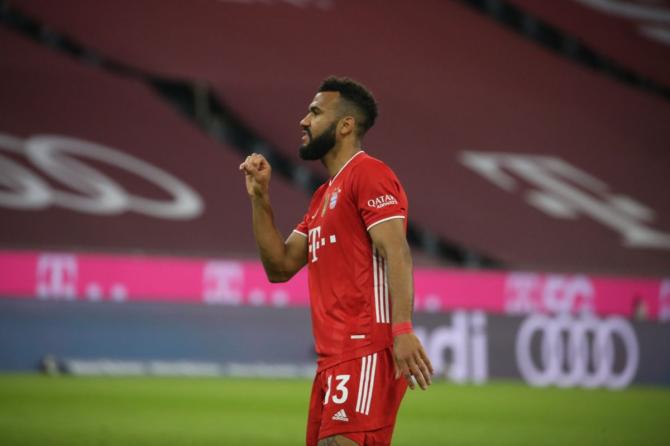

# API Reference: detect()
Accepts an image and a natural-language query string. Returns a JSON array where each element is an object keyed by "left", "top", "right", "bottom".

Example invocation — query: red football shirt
[{"left": 294, "top": 151, "right": 409, "bottom": 371}]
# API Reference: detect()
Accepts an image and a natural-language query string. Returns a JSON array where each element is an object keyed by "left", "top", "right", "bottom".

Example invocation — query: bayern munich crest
[{"left": 329, "top": 188, "right": 341, "bottom": 209}]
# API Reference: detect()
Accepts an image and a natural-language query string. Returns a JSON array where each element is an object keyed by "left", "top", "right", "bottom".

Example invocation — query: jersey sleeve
[
  {"left": 293, "top": 212, "right": 309, "bottom": 237},
  {"left": 353, "top": 161, "right": 408, "bottom": 231}
]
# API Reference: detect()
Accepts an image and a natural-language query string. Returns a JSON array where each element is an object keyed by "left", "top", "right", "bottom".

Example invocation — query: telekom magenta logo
[
  {"left": 202, "top": 260, "right": 291, "bottom": 307},
  {"left": 35, "top": 253, "right": 128, "bottom": 302},
  {"left": 36, "top": 254, "right": 78, "bottom": 300},
  {"left": 202, "top": 261, "right": 244, "bottom": 305},
  {"left": 504, "top": 273, "right": 595, "bottom": 315}
]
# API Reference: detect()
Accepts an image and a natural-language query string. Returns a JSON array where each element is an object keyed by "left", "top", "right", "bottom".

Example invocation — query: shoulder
[
  {"left": 350, "top": 153, "right": 399, "bottom": 180},
  {"left": 309, "top": 182, "right": 329, "bottom": 204},
  {"left": 314, "top": 182, "right": 329, "bottom": 194}
]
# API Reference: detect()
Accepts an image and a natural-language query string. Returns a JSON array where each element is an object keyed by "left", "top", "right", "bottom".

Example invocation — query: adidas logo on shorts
[{"left": 331, "top": 409, "right": 349, "bottom": 422}]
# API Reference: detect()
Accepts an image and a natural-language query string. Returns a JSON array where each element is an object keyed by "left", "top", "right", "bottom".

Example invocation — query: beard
[{"left": 299, "top": 122, "right": 337, "bottom": 161}]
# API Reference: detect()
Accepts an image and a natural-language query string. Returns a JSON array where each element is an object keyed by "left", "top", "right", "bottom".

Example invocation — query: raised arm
[
  {"left": 239, "top": 153, "right": 307, "bottom": 283},
  {"left": 369, "top": 218, "right": 433, "bottom": 390}
]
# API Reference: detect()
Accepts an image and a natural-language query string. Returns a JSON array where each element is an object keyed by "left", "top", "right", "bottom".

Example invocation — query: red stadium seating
[
  {"left": 0, "top": 28, "right": 309, "bottom": 256},
  {"left": 6, "top": 0, "right": 670, "bottom": 274},
  {"left": 507, "top": 0, "right": 670, "bottom": 87}
]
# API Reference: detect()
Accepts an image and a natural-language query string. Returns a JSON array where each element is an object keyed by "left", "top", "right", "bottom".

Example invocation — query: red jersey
[{"left": 294, "top": 151, "right": 409, "bottom": 371}]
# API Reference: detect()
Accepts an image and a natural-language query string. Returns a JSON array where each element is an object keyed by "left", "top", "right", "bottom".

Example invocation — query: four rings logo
[
  {"left": 516, "top": 314, "right": 639, "bottom": 389},
  {"left": 0, "top": 132, "right": 203, "bottom": 219}
]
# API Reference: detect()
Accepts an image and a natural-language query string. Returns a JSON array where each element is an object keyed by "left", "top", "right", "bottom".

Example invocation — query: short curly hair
[{"left": 318, "top": 76, "right": 378, "bottom": 136}]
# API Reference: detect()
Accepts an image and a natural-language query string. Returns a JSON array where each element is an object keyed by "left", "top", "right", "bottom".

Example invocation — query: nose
[{"left": 300, "top": 114, "right": 310, "bottom": 128}]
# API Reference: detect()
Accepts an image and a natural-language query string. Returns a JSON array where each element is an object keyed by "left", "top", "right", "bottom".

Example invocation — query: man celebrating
[{"left": 239, "top": 77, "right": 433, "bottom": 446}]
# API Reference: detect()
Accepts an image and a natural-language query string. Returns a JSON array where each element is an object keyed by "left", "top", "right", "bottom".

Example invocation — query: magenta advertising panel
[{"left": 1, "top": 250, "right": 667, "bottom": 320}]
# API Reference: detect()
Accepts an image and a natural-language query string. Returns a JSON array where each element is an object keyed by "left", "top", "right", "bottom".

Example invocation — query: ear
[{"left": 338, "top": 116, "right": 357, "bottom": 138}]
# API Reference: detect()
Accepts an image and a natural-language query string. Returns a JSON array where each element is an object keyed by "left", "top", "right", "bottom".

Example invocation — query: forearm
[
  {"left": 385, "top": 242, "right": 432, "bottom": 390},
  {"left": 384, "top": 243, "right": 414, "bottom": 324},
  {"left": 250, "top": 194, "right": 289, "bottom": 280}
]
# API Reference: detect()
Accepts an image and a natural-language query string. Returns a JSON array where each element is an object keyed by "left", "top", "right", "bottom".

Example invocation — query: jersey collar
[{"left": 329, "top": 150, "right": 365, "bottom": 186}]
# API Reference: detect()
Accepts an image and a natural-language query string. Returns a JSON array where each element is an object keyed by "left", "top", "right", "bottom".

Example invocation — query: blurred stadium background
[{"left": 1, "top": 0, "right": 669, "bottom": 444}]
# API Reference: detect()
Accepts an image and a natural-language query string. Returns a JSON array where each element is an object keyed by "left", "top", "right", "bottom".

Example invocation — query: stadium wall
[
  {"left": 1, "top": 300, "right": 668, "bottom": 388},
  {"left": 1, "top": 250, "right": 669, "bottom": 388}
]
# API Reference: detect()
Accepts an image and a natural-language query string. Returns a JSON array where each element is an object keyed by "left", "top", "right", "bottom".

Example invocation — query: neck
[{"left": 321, "top": 140, "right": 361, "bottom": 177}]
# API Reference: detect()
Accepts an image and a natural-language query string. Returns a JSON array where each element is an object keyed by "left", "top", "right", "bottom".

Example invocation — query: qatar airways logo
[{"left": 367, "top": 194, "right": 398, "bottom": 210}]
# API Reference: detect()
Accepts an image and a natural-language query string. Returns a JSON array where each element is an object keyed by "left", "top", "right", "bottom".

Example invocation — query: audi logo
[
  {"left": 516, "top": 314, "right": 639, "bottom": 389},
  {"left": 0, "top": 132, "right": 203, "bottom": 219}
]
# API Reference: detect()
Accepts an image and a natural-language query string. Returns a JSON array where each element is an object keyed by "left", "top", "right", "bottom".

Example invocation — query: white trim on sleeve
[
  {"left": 366, "top": 215, "right": 406, "bottom": 232},
  {"left": 292, "top": 229, "right": 308, "bottom": 237}
]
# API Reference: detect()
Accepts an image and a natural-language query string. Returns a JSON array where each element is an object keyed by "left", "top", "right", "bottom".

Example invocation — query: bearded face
[{"left": 299, "top": 121, "right": 338, "bottom": 161}]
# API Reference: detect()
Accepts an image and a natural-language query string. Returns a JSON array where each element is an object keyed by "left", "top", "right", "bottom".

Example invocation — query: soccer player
[{"left": 239, "top": 77, "right": 433, "bottom": 446}]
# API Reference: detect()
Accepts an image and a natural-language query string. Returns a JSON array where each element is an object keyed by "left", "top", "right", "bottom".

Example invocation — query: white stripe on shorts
[
  {"left": 355, "top": 355, "right": 367, "bottom": 414},
  {"left": 365, "top": 353, "right": 378, "bottom": 415},
  {"left": 356, "top": 353, "right": 378, "bottom": 415}
]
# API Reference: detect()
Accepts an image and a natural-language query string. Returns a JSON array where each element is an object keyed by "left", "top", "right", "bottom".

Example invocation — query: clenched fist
[{"left": 239, "top": 153, "right": 272, "bottom": 198}]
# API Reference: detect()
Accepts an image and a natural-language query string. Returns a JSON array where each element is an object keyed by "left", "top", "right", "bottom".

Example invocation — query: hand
[
  {"left": 239, "top": 153, "right": 271, "bottom": 198},
  {"left": 393, "top": 333, "right": 434, "bottom": 390}
]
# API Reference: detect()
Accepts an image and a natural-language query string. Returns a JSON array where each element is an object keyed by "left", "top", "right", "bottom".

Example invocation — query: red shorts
[{"left": 306, "top": 348, "right": 407, "bottom": 446}]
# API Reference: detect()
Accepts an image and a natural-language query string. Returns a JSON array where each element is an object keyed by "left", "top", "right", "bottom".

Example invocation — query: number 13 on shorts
[
  {"left": 307, "top": 349, "right": 407, "bottom": 441},
  {"left": 324, "top": 374, "right": 351, "bottom": 404}
]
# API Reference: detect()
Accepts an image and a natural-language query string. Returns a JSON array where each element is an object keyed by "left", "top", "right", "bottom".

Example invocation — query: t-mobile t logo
[
  {"left": 36, "top": 254, "right": 78, "bottom": 299},
  {"left": 202, "top": 261, "right": 243, "bottom": 305},
  {"left": 461, "top": 151, "right": 670, "bottom": 249},
  {"left": 308, "top": 226, "right": 337, "bottom": 263}
]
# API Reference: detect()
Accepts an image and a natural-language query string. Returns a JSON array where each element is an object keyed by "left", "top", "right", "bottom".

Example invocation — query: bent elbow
[
  {"left": 262, "top": 259, "right": 302, "bottom": 284},
  {"left": 266, "top": 270, "right": 291, "bottom": 283}
]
